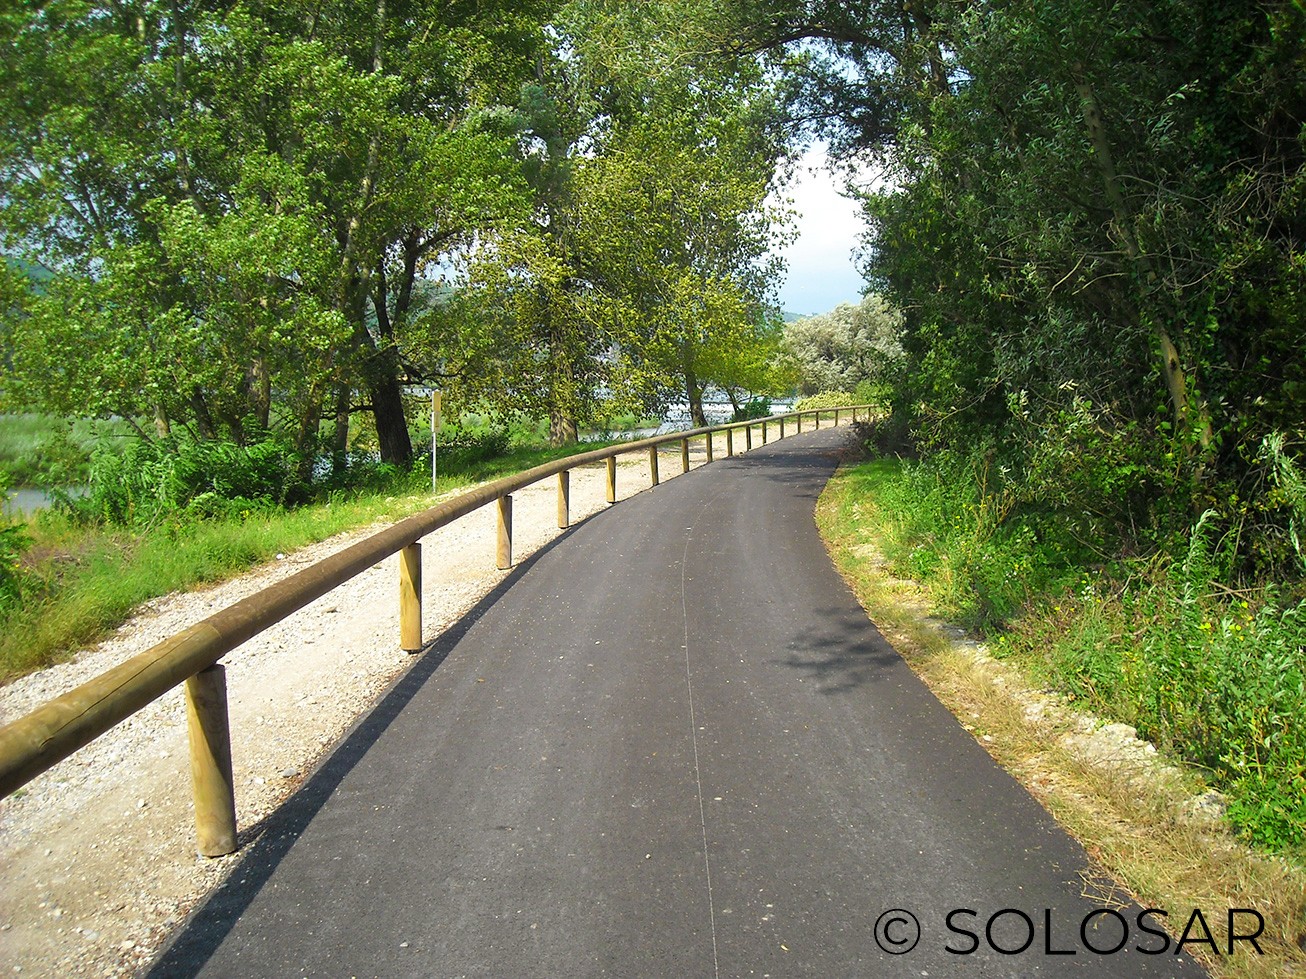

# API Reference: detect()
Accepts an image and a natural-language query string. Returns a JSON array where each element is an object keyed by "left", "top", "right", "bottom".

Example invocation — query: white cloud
[{"left": 771, "top": 144, "right": 872, "bottom": 317}]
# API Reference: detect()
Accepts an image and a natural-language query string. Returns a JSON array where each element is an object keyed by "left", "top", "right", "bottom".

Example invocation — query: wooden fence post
[
  {"left": 497, "top": 495, "right": 512, "bottom": 569},
  {"left": 606, "top": 457, "right": 617, "bottom": 503},
  {"left": 400, "top": 543, "right": 422, "bottom": 652},
  {"left": 186, "top": 665, "right": 237, "bottom": 857},
  {"left": 557, "top": 471, "right": 570, "bottom": 529},
  {"left": 726, "top": 428, "right": 734, "bottom": 456},
  {"left": 779, "top": 418, "right": 785, "bottom": 438},
  {"left": 649, "top": 446, "right": 659, "bottom": 486},
  {"left": 745, "top": 425, "right": 752, "bottom": 451},
  {"left": 762, "top": 420, "right": 768, "bottom": 444},
  {"left": 706, "top": 433, "right": 714, "bottom": 462},
  {"left": 680, "top": 438, "right": 690, "bottom": 473}
]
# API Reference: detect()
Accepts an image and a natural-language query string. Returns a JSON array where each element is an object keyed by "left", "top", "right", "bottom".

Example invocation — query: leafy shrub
[
  {"left": 732, "top": 398, "right": 771, "bottom": 422},
  {"left": 0, "top": 474, "right": 32, "bottom": 614},
  {"left": 68, "top": 436, "right": 308, "bottom": 526},
  {"left": 438, "top": 428, "right": 511, "bottom": 472},
  {"left": 860, "top": 453, "right": 1306, "bottom": 850},
  {"left": 794, "top": 391, "right": 856, "bottom": 412}
]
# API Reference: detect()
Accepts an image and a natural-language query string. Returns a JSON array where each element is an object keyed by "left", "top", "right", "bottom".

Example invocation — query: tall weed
[
  {"left": 858, "top": 452, "right": 1306, "bottom": 851},
  {"left": 0, "top": 474, "right": 32, "bottom": 614},
  {"left": 68, "top": 436, "right": 308, "bottom": 526}
]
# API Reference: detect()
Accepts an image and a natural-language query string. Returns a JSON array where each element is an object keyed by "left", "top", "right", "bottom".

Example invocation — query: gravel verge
[{"left": 0, "top": 446, "right": 697, "bottom": 978}]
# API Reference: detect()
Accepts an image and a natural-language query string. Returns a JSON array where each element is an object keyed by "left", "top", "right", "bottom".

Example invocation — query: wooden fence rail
[{"left": 0, "top": 405, "right": 869, "bottom": 854}]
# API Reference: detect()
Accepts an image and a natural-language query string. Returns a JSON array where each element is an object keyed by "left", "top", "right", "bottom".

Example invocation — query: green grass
[
  {"left": 2, "top": 491, "right": 411, "bottom": 681},
  {"left": 818, "top": 459, "right": 1306, "bottom": 979},
  {"left": 0, "top": 437, "right": 632, "bottom": 683},
  {"left": 828, "top": 454, "right": 1306, "bottom": 856}
]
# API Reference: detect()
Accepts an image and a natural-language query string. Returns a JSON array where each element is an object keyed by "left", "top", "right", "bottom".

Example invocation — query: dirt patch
[{"left": 0, "top": 443, "right": 723, "bottom": 977}]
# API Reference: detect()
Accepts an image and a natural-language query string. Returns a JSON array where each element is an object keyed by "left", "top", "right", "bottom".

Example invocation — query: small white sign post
[{"left": 431, "top": 390, "right": 441, "bottom": 492}]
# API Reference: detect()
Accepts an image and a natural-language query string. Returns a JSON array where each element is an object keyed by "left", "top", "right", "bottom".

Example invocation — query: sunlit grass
[
  {"left": 0, "top": 437, "right": 629, "bottom": 682},
  {"left": 817, "top": 459, "right": 1306, "bottom": 979}
]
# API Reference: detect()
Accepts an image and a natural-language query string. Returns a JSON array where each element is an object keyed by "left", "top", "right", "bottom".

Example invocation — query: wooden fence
[{"left": 0, "top": 406, "right": 869, "bottom": 855}]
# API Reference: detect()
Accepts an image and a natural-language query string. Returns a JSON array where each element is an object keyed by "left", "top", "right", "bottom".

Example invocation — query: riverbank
[{"left": 0, "top": 436, "right": 649, "bottom": 683}]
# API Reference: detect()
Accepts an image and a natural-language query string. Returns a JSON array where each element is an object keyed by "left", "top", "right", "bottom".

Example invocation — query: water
[
  {"left": 3, "top": 487, "right": 86, "bottom": 517},
  {"left": 581, "top": 400, "right": 795, "bottom": 442}
]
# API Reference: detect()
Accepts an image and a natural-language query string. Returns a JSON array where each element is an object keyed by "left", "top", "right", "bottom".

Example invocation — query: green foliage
[
  {"left": 853, "top": 454, "right": 1306, "bottom": 852},
  {"left": 1023, "top": 531, "right": 1306, "bottom": 852},
  {"left": 437, "top": 429, "right": 512, "bottom": 472},
  {"left": 0, "top": 490, "right": 422, "bottom": 681},
  {"left": 439, "top": 5, "right": 792, "bottom": 438},
  {"left": 794, "top": 391, "right": 856, "bottom": 412},
  {"left": 732, "top": 398, "right": 771, "bottom": 422},
  {"left": 853, "top": 454, "right": 1082, "bottom": 631},
  {"left": 725, "top": 0, "right": 1306, "bottom": 570},
  {"left": 0, "top": 473, "right": 32, "bottom": 615},
  {"left": 782, "top": 297, "right": 904, "bottom": 397},
  {"left": 0, "top": 0, "right": 547, "bottom": 466},
  {"left": 68, "top": 437, "right": 308, "bottom": 527},
  {"left": 0, "top": 414, "right": 133, "bottom": 486},
  {"left": 0, "top": 425, "right": 629, "bottom": 679}
]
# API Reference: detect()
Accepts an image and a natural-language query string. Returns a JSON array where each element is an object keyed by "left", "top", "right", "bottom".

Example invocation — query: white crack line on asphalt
[{"left": 680, "top": 486, "right": 727, "bottom": 979}]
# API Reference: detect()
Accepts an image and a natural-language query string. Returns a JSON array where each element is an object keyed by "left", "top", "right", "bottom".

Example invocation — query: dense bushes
[
  {"left": 854, "top": 450, "right": 1306, "bottom": 853},
  {"left": 58, "top": 421, "right": 532, "bottom": 529},
  {"left": 0, "top": 475, "right": 32, "bottom": 615},
  {"left": 66, "top": 437, "right": 310, "bottom": 527},
  {"left": 794, "top": 391, "right": 856, "bottom": 412},
  {"left": 732, "top": 397, "right": 771, "bottom": 421},
  {"left": 1013, "top": 517, "right": 1306, "bottom": 852},
  {"left": 434, "top": 428, "right": 512, "bottom": 470}
]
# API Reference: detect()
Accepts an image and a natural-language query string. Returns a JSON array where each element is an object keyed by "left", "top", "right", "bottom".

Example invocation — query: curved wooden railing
[{"left": 0, "top": 405, "right": 869, "bottom": 854}]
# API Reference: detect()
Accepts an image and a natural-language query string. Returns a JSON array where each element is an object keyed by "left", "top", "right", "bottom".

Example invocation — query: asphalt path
[{"left": 150, "top": 427, "right": 1208, "bottom": 977}]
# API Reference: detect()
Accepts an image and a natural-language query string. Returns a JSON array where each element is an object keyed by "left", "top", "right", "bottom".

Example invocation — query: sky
[{"left": 771, "top": 144, "right": 870, "bottom": 318}]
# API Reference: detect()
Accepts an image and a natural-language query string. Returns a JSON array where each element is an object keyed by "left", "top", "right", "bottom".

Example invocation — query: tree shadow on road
[
  {"left": 143, "top": 530, "right": 577, "bottom": 978},
  {"left": 772, "top": 605, "right": 904, "bottom": 696}
]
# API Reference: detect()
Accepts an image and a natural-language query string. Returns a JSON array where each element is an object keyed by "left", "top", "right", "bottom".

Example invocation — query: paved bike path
[{"left": 151, "top": 428, "right": 1206, "bottom": 977}]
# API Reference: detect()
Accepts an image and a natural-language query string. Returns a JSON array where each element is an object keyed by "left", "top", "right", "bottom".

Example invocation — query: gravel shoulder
[{"left": 0, "top": 447, "right": 693, "bottom": 978}]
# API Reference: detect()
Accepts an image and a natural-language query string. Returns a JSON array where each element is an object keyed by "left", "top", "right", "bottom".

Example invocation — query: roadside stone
[{"left": 1181, "top": 789, "right": 1229, "bottom": 828}]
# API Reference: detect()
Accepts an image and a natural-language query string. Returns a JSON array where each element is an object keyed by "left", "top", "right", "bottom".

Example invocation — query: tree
[
  {"left": 698, "top": 0, "right": 1305, "bottom": 551},
  {"left": 782, "top": 295, "right": 901, "bottom": 395},
  {"left": 0, "top": 0, "right": 549, "bottom": 464},
  {"left": 443, "top": 1, "right": 792, "bottom": 438},
  {"left": 575, "top": 88, "right": 791, "bottom": 426}
]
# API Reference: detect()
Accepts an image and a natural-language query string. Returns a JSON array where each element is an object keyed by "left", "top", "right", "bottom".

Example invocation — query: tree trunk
[
  {"left": 331, "top": 383, "right": 351, "bottom": 477},
  {"left": 546, "top": 306, "right": 579, "bottom": 446},
  {"left": 246, "top": 357, "right": 271, "bottom": 432},
  {"left": 724, "top": 386, "right": 741, "bottom": 417},
  {"left": 347, "top": 275, "right": 414, "bottom": 466},
  {"left": 370, "top": 368, "right": 412, "bottom": 465},
  {"left": 191, "top": 387, "right": 218, "bottom": 440},
  {"left": 1075, "top": 75, "right": 1212, "bottom": 452},
  {"left": 684, "top": 353, "right": 707, "bottom": 427},
  {"left": 332, "top": 0, "right": 411, "bottom": 464},
  {"left": 549, "top": 411, "right": 578, "bottom": 446}
]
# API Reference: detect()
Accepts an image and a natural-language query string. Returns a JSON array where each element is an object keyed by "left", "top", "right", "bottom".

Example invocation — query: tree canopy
[
  {"left": 2, "top": 0, "right": 1302, "bottom": 562},
  {"left": 715, "top": 0, "right": 1306, "bottom": 567}
]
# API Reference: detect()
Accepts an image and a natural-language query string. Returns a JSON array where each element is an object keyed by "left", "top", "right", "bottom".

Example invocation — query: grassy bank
[
  {"left": 0, "top": 438, "right": 624, "bottom": 682},
  {"left": 818, "top": 459, "right": 1306, "bottom": 978},
  {"left": 828, "top": 457, "right": 1306, "bottom": 855}
]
